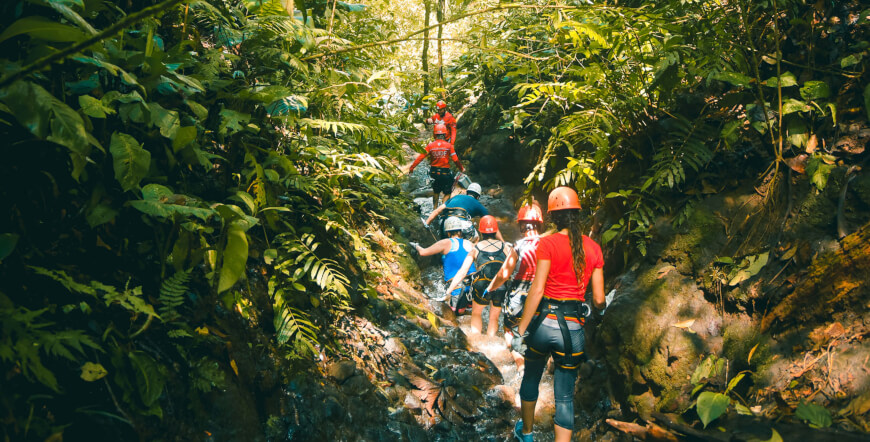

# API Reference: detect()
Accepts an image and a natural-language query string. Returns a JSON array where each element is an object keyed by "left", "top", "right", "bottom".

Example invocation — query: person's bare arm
[
  {"left": 446, "top": 250, "right": 476, "bottom": 294},
  {"left": 518, "top": 259, "right": 550, "bottom": 335},
  {"left": 416, "top": 239, "right": 449, "bottom": 257},
  {"left": 425, "top": 204, "right": 446, "bottom": 226},
  {"left": 591, "top": 267, "right": 605, "bottom": 309}
]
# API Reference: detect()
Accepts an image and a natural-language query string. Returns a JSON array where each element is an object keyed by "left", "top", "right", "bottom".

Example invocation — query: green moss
[{"left": 795, "top": 190, "right": 836, "bottom": 228}]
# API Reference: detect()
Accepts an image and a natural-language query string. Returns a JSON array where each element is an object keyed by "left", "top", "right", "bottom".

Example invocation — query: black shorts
[
  {"left": 429, "top": 167, "right": 454, "bottom": 194},
  {"left": 472, "top": 284, "right": 507, "bottom": 307}
]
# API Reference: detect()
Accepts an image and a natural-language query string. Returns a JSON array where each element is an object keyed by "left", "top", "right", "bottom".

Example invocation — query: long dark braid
[{"left": 550, "top": 209, "right": 587, "bottom": 286}]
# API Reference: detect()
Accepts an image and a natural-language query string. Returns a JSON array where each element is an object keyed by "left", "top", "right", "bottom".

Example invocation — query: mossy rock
[
  {"left": 599, "top": 265, "right": 720, "bottom": 413},
  {"left": 660, "top": 203, "right": 726, "bottom": 274},
  {"left": 794, "top": 186, "right": 837, "bottom": 229}
]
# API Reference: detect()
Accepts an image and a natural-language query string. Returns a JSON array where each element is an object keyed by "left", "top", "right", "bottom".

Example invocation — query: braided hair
[{"left": 549, "top": 208, "right": 587, "bottom": 286}]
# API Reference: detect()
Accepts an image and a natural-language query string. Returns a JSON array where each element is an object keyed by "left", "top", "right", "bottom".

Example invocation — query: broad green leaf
[
  {"left": 796, "top": 401, "right": 832, "bottom": 428},
  {"left": 149, "top": 103, "right": 180, "bottom": 139},
  {"left": 786, "top": 119, "right": 808, "bottom": 148},
  {"left": 219, "top": 109, "right": 251, "bottom": 135},
  {"left": 264, "top": 248, "right": 277, "bottom": 265},
  {"left": 806, "top": 157, "right": 834, "bottom": 191},
  {"left": 0, "top": 16, "right": 88, "bottom": 44},
  {"left": 799, "top": 81, "right": 830, "bottom": 101},
  {"left": 78, "top": 95, "right": 115, "bottom": 118},
  {"left": 217, "top": 221, "right": 249, "bottom": 293},
  {"left": 129, "top": 351, "right": 165, "bottom": 408},
  {"left": 80, "top": 362, "right": 107, "bottom": 381},
  {"left": 710, "top": 71, "right": 751, "bottom": 87},
  {"left": 1, "top": 81, "right": 96, "bottom": 179},
  {"left": 129, "top": 184, "right": 214, "bottom": 221},
  {"left": 172, "top": 126, "right": 197, "bottom": 152},
  {"left": 214, "top": 204, "right": 258, "bottom": 229},
  {"left": 186, "top": 100, "right": 209, "bottom": 120},
  {"left": 231, "top": 191, "right": 257, "bottom": 214},
  {"left": 696, "top": 391, "right": 730, "bottom": 427},
  {"left": 725, "top": 371, "right": 748, "bottom": 394},
  {"left": 691, "top": 355, "right": 725, "bottom": 384},
  {"left": 85, "top": 204, "right": 118, "bottom": 227},
  {"left": 46, "top": 2, "right": 97, "bottom": 35},
  {"left": 840, "top": 54, "right": 862, "bottom": 68},
  {"left": 781, "top": 99, "right": 810, "bottom": 115},
  {"left": 110, "top": 132, "right": 151, "bottom": 192},
  {"left": 0, "top": 233, "right": 19, "bottom": 261},
  {"left": 762, "top": 72, "right": 797, "bottom": 88}
]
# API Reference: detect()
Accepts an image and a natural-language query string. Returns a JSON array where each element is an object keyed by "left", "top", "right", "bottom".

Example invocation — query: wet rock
[
  {"left": 485, "top": 385, "right": 515, "bottom": 409},
  {"left": 342, "top": 374, "right": 373, "bottom": 396},
  {"left": 323, "top": 395, "right": 345, "bottom": 419},
  {"left": 328, "top": 360, "right": 357, "bottom": 383}
]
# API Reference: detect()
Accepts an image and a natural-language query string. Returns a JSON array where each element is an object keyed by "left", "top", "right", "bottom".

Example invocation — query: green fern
[{"left": 158, "top": 270, "right": 190, "bottom": 323}]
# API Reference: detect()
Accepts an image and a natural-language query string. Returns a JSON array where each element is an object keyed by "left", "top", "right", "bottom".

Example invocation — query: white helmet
[
  {"left": 443, "top": 216, "right": 467, "bottom": 232},
  {"left": 467, "top": 183, "right": 482, "bottom": 196}
]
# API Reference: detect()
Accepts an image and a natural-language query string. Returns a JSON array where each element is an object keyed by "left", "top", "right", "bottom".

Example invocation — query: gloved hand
[
  {"left": 510, "top": 332, "right": 528, "bottom": 354},
  {"left": 409, "top": 242, "right": 420, "bottom": 256}
]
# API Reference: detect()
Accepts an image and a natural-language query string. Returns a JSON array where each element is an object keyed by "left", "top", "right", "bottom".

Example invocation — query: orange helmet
[
  {"left": 478, "top": 215, "right": 499, "bottom": 233},
  {"left": 436, "top": 100, "right": 447, "bottom": 109},
  {"left": 547, "top": 187, "right": 581, "bottom": 212},
  {"left": 433, "top": 124, "right": 448, "bottom": 136},
  {"left": 516, "top": 203, "right": 544, "bottom": 223}
]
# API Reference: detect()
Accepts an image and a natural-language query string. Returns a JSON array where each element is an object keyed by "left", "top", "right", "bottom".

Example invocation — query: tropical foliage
[
  {"left": 451, "top": 0, "right": 870, "bottom": 262},
  {"left": 0, "top": 0, "right": 416, "bottom": 438}
]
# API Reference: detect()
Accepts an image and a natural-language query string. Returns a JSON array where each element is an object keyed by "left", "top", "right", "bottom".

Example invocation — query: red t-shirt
[
  {"left": 536, "top": 233, "right": 603, "bottom": 301},
  {"left": 431, "top": 112, "right": 457, "bottom": 144},
  {"left": 409, "top": 139, "right": 462, "bottom": 172}
]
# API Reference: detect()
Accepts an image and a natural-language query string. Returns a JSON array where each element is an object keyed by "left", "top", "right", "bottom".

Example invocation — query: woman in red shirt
[{"left": 513, "top": 187, "right": 605, "bottom": 442}]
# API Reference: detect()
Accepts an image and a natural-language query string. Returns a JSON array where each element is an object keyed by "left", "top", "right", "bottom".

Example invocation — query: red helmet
[
  {"left": 478, "top": 215, "right": 499, "bottom": 233},
  {"left": 436, "top": 100, "right": 447, "bottom": 109},
  {"left": 516, "top": 203, "right": 544, "bottom": 223},
  {"left": 433, "top": 124, "right": 448, "bottom": 136},
  {"left": 547, "top": 187, "right": 581, "bottom": 212}
]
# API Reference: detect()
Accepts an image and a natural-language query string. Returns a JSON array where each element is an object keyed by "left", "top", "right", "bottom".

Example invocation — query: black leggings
[{"left": 519, "top": 325, "right": 586, "bottom": 430}]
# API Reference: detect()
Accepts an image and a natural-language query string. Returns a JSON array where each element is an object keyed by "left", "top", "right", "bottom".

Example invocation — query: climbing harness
[
  {"left": 525, "top": 299, "right": 590, "bottom": 369},
  {"left": 471, "top": 240, "right": 507, "bottom": 304}
]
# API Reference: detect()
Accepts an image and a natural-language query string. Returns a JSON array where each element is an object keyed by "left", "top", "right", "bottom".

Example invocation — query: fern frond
[{"left": 158, "top": 270, "right": 190, "bottom": 323}]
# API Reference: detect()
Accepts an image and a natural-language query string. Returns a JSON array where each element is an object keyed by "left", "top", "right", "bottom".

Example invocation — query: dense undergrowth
[
  {"left": 1, "top": 0, "right": 869, "bottom": 439},
  {"left": 0, "top": 0, "right": 420, "bottom": 439},
  {"left": 452, "top": 0, "right": 869, "bottom": 265}
]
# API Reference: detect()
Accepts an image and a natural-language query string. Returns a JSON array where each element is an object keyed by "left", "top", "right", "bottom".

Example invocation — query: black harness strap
[{"left": 526, "top": 298, "right": 588, "bottom": 369}]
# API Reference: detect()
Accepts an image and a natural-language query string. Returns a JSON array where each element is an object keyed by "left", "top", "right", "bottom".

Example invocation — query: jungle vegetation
[{"left": 0, "top": 0, "right": 868, "bottom": 439}]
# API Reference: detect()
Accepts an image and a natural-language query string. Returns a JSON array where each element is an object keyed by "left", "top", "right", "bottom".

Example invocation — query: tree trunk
[
  {"left": 422, "top": 0, "right": 431, "bottom": 95},
  {"left": 761, "top": 220, "right": 870, "bottom": 332}
]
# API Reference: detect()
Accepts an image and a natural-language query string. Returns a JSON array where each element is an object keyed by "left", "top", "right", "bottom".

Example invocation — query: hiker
[
  {"left": 424, "top": 183, "right": 502, "bottom": 241},
  {"left": 512, "top": 187, "right": 605, "bottom": 442},
  {"left": 481, "top": 203, "right": 545, "bottom": 365},
  {"left": 410, "top": 216, "right": 476, "bottom": 314},
  {"left": 445, "top": 215, "right": 512, "bottom": 336},
  {"left": 407, "top": 123, "right": 464, "bottom": 208},
  {"left": 425, "top": 100, "right": 457, "bottom": 145}
]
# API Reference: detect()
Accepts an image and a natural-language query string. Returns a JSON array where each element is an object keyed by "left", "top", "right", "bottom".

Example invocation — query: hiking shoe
[{"left": 514, "top": 420, "right": 532, "bottom": 442}]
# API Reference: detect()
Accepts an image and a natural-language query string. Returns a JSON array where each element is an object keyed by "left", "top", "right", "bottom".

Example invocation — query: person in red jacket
[
  {"left": 407, "top": 124, "right": 465, "bottom": 208},
  {"left": 425, "top": 100, "right": 457, "bottom": 145}
]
